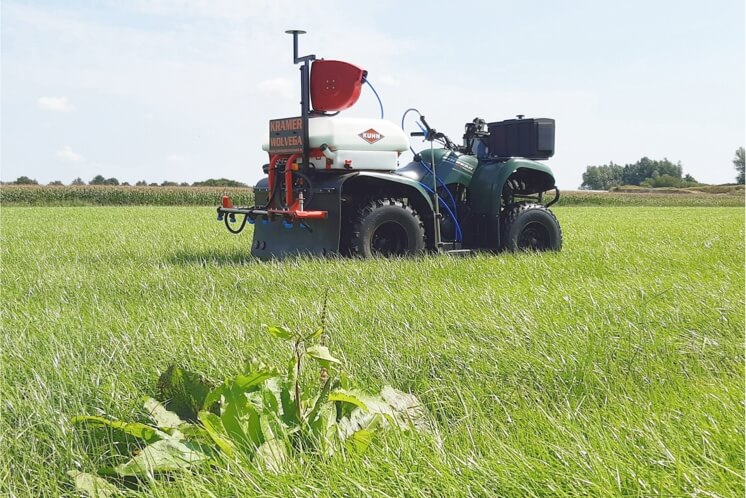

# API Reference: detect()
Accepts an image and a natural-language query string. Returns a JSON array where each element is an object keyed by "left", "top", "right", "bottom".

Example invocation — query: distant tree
[
  {"left": 14, "top": 176, "right": 38, "bottom": 185},
  {"left": 71, "top": 177, "right": 86, "bottom": 185},
  {"left": 680, "top": 173, "right": 700, "bottom": 187},
  {"left": 179, "top": 182, "right": 190, "bottom": 187},
  {"left": 580, "top": 157, "right": 692, "bottom": 189},
  {"left": 135, "top": 180, "right": 148, "bottom": 186},
  {"left": 621, "top": 157, "right": 682, "bottom": 185},
  {"left": 90, "top": 175, "right": 106, "bottom": 185},
  {"left": 149, "top": 182, "right": 158, "bottom": 186},
  {"left": 103, "top": 177, "right": 119, "bottom": 186},
  {"left": 161, "top": 181, "right": 179, "bottom": 186},
  {"left": 734, "top": 147, "right": 745, "bottom": 184},
  {"left": 121, "top": 182, "right": 131, "bottom": 186},
  {"left": 48, "top": 180, "right": 64, "bottom": 186},
  {"left": 192, "top": 178, "right": 248, "bottom": 187},
  {"left": 580, "top": 162, "right": 623, "bottom": 190}
]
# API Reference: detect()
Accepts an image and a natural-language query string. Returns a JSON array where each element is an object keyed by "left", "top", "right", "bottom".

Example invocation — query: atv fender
[
  {"left": 345, "top": 171, "right": 435, "bottom": 211},
  {"left": 469, "top": 158, "right": 555, "bottom": 216}
]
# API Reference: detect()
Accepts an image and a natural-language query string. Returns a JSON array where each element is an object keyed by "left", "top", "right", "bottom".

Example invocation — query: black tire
[
  {"left": 501, "top": 202, "right": 562, "bottom": 252},
  {"left": 349, "top": 198, "right": 426, "bottom": 257}
]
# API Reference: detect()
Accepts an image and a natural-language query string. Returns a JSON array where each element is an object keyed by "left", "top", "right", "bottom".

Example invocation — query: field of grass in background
[
  {"left": 1, "top": 206, "right": 743, "bottom": 497},
  {"left": 1, "top": 184, "right": 743, "bottom": 207}
]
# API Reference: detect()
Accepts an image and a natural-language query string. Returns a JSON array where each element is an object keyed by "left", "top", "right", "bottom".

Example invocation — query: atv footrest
[{"left": 444, "top": 249, "right": 473, "bottom": 256}]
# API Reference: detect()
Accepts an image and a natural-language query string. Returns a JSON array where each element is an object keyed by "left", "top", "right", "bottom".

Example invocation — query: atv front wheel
[
  {"left": 501, "top": 202, "right": 562, "bottom": 251},
  {"left": 350, "top": 198, "right": 426, "bottom": 257}
]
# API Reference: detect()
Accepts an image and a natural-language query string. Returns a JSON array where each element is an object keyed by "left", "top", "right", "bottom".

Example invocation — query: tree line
[
  {"left": 5, "top": 175, "right": 248, "bottom": 187},
  {"left": 8, "top": 147, "right": 746, "bottom": 190},
  {"left": 581, "top": 147, "right": 745, "bottom": 190}
]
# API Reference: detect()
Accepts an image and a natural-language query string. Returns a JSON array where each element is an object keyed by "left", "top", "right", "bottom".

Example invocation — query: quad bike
[{"left": 217, "top": 30, "right": 561, "bottom": 259}]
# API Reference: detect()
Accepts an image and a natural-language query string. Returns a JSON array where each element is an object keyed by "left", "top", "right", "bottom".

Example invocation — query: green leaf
[
  {"left": 176, "top": 422, "right": 215, "bottom": 448},
  {"left": 304, "top": 327, "right": 324, "bottom": 341},
  {"left": 308, "top": 404, "right": 338, "bottom": 457},
  {"left": 261, "top": 383, "right": 280, "bottom": 414},
  {"left": 254, "top": 439, "right": 288, "bottom": 473},
  {"left": 143, "top": 397, "right": 184, "bottom": 429},
  {"left": 113, "top": 438, "right": 210, "bottom": 477},
  {"left": 279, "top": 381, "right": 299, "bottom": 427},
  {"left": 305, "top": 345, "right": 341, "bottom": 367},
  {"left": 233, "top": 369, "right": 278, "bottom": 392},
  {"left": 66, "top": 471, "right": 120, "bottom": 498},
  {"left": 198, "top": 411, "right": 237, "bottom": 458},
  {"left": 328, "top": 390, "right": 368, "bottom": 412},
  {"left": 220, "top": 390, "right": 264, "bottom": 450},
  {"left": 266, "top": 325, "right": 294, "bottom": 340},
  {"left": 202, "top": 367, "right": 278, "bottom": 412},
  {"left": 202, "top": 384, "right": 227, "bottom": 412},
  {"left": 346, "top": 428, "right": 375, "bottom": 455},
  {"left": 264, "top": 378, "right": 297, "bottom": 427},
  {"left": 306, "top": 377, "right": 333, "bottom": 425},
  {"left": 71, "top": 416, "right": 164, "bottom": 444}
]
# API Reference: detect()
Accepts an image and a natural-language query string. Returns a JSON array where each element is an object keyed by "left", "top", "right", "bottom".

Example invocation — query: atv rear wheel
[
  {"left": 350, "top": 198, "right": 426, "bottom": 257},
  {"left": 501, "top": 202, "right": 562, "bottom": 252}
]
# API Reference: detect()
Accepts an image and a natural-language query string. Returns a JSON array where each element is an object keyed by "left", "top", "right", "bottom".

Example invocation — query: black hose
[
  {"left": 261, "top": 159, "right": 285, "bottom": 210},
  {"left": 224, "top": 213, "right": 249, "bottom": 234}
]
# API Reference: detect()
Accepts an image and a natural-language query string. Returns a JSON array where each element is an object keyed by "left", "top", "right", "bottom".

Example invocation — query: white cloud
[
  {"left": 256, "top": 77, "right": 295, "bottom": 100},
  {"left": 38, "top": 96, "right": 75, "bottom": 112},
  {"left": 55, "top": 146, "right": 84, "bottom": 162}
]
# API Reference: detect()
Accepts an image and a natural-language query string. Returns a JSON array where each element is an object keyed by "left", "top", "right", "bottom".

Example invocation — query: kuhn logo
[{"left": 359, "top": 128, "right": 384, "bottom": 144}]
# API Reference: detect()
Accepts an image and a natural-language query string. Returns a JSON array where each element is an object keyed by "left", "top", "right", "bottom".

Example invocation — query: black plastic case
[{"left": 487, "top": 118, "right": 555, "bottom": 160}]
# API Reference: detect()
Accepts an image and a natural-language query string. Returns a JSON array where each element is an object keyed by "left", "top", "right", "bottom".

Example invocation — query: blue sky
[{"left": 2, "top": 0, "right": 744, "bottom": 188}]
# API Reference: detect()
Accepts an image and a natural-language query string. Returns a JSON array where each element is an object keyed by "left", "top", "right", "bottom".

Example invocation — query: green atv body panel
[
  {"left": 469, "top": 157, "right": 555, "bottom": 215},
  {"left": 396, "top": 148, "right": 479, "bottom": 187},
  {"left": 353, "top": 171, "right": 435, "bottom": 211}
]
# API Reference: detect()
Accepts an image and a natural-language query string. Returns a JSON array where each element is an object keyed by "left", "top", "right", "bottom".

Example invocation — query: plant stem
[{"left": 295, "top": 338, "right": 302, "bottom": 422}]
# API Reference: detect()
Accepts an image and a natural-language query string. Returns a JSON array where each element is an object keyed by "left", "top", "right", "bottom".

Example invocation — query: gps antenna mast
[{"left": 285, "top": 30, "right": 315, "bottom": 169}]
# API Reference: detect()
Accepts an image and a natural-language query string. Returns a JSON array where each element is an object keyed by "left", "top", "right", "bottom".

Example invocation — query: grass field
[{"left": 1, "top": 206, "right": 744, "bottom": 497}]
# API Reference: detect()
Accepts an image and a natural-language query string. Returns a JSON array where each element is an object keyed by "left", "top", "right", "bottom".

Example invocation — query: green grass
[{"left": 1, "top": 206, "right": 743, "bottom": 497}]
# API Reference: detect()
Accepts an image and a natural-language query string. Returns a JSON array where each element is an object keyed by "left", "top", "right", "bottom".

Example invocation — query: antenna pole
[{"left": 285, "top": 30, "right": 316, "bottom": 170}]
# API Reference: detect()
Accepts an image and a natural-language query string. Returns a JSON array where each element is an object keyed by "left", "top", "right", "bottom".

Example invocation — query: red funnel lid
[{"left": 310, "top": 60, "right": 366, "bottom": 112}]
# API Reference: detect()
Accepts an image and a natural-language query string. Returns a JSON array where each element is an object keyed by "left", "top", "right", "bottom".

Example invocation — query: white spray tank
[{"left": 263, "top": 116, "right": 409, "bottom": 171}]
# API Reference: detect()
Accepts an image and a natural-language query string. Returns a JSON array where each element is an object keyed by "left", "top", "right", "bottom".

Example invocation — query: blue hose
[
  {"left": 419, "top": 181, "right": 462, "bottom": 242},
  {"left": 363, "top": 78, "right": 384, "bottom": 119},
  {"left": 400, "top": 108, "right": 463, "bottom": 242},
  {"left": 418, "top": 159, "right": 458, "bottom": 214}
]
